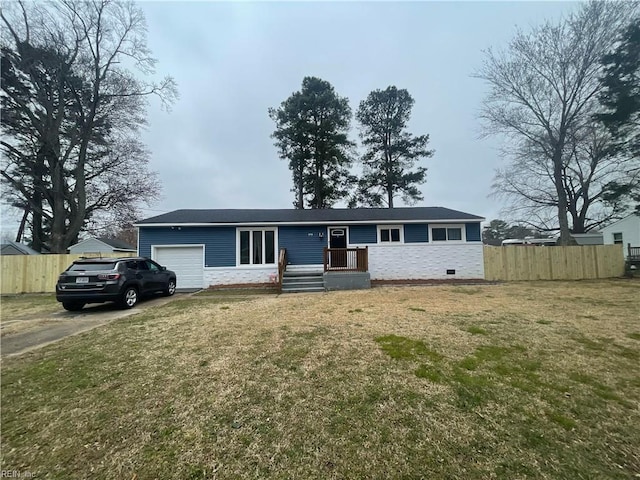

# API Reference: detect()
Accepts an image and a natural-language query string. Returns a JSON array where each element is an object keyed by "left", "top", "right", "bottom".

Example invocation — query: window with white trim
[
  {"left": 613, "top": 232, "right": 623, "bottom": 245},
  {"left": 239, "top": 229, "right": 276, "bottom": 265},
  {"left": 378, "top": 225, "right": 402, "bottom": 243},
  {"left": 430, "top": 225, "right": 465, "bottom": 242}
]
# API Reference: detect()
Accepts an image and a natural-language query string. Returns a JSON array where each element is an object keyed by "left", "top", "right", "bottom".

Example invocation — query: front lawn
[
  {"left": 1, "top": 281, "right": 639, "bottom": 479},
  {"left": 1, "top": 294, "right": 59, "bottom": 320}
]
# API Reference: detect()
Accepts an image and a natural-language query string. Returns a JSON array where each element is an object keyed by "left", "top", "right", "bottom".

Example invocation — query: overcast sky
[{"left": 1, "top": 1, "right": 580, "bottom": 239}]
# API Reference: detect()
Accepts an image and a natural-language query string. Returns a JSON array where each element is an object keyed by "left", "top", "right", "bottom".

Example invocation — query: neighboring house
[
  {"left": 135, "top": 207, "right": 485, "bottom": 290},
  {"left": 0, "top": 241, "right": 41, "bottom": 255},
  {"left": 68, "top": 237, "right": 137, "bottom": 255},
  {"left": 571, "top": 233, "right": 604, "bottom": 245},
  {"left": 501, "top": 233, "right": 603, "bottom": 247},
  {"left": 600, "top": 214, "right": 640, "bottom": 259}
]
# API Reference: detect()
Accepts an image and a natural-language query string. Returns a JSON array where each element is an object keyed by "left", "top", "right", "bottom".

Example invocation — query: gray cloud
[{"left": 0, "top": 1, "right": 578, "bottom": 238}]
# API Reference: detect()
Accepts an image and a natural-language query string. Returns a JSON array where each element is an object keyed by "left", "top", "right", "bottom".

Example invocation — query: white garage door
[{"left": 153, "top": 246, "right": 204, "bottom": 289}]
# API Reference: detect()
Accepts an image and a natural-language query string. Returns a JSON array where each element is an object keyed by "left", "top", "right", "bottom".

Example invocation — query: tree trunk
[
  {"left": 385, "top": 138, "right": 393, "bottom": 208},
  {"left": 48, "top": 154, "right": 67, "bottom": 252},
  {"left": 29, "top": 151, "right": 44, "bottom": 251},
  {"left": 296, "top": 161, "right": 304, "bottom": 209},
  {"left": 552, "top": 150, "right": 575, "bottom": 245},
  {"left": 298, "top": 174, "right": 304, "bottom": 209},
  {"left": 30, "top": 192, "right": 43, "bottom": 252},
  {"left": 15, "top": 207, "right": 28, "bottom": 243}
]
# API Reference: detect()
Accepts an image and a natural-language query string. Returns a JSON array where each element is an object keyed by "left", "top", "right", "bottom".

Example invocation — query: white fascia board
[
  {"left": 134, "top": 218, "right": 485, "bottom": 228},
  {"left": 599, "top": 214, "right": 639, "bottom": 232}
]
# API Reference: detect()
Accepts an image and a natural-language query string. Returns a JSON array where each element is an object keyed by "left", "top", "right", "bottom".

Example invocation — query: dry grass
[
  {"left": 1, "top": 294, "right": 59, "bottom": 320},
  {"left": 0, "top": 295, "right": 60, "bottom": 337},
  {"left": 1, "top": 318, "right": 61, "bottom": 338},
  {"left": 1, "top": 280, "right": 639, "bottom": 479}
]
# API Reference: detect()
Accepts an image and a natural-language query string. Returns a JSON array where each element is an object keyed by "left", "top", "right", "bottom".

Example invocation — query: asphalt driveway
[{"left": 1, "top": 293, "right": 188, "bottom": 357}]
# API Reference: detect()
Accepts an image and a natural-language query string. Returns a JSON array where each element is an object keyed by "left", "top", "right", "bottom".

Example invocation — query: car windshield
[{"left": 68, "top": 262, "right": 116, "bottom": 272}]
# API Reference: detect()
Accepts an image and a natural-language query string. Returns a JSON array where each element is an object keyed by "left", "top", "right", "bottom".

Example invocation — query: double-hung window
[
  {"left": 613, "top": 233, "right": 623, "bottom": 245},
  {"left": 379, "top": 226, "right": 402, "bottom": 243},
  {"left": 239, "top": 229, "right": 276, "bottom": 265}
]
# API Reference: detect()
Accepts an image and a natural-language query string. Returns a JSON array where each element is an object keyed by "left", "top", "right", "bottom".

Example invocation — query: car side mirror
[{"left": 161, "top": 266, "right": 167, "bottom": 271}]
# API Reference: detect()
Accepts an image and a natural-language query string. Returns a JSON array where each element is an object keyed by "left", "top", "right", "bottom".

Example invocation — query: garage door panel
[{"left": 154, "top": 246, "right": 204, "bottom": 289}]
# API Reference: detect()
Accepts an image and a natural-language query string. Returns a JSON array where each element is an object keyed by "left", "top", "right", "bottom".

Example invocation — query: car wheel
[
  {"left": 119, "top": 286, "right": 138, "bottom": 309},
  {"left": 163, "top": 279, "right": 176, "bottom": 296},
  {"left": 62, "top": 302, "right": 85, "bottom": 312}
]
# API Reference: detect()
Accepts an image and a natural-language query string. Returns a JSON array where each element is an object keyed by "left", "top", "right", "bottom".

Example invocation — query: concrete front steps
[{"left": 281, "top": 270, "right": 325, "bottom": 293}]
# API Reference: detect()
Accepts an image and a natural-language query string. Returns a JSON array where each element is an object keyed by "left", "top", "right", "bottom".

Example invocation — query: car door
[
  {"left": 144, "top": 259, "right": 167, "bottom": 291},
  {"left": 134, "top": 260, "right": 155, "bottom": 293}
]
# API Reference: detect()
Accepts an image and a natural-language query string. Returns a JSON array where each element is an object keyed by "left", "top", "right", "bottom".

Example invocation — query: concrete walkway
[{"left": 1, "top": 293, "right": 188, "bottom": 358}]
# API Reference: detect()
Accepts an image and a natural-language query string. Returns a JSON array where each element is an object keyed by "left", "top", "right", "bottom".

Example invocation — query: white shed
[
  {"left": 68, "top": 237, "right": 136, "bottom": 255},
  {"left": 600, "top": 214, "right": 640, "bottom": 259}
]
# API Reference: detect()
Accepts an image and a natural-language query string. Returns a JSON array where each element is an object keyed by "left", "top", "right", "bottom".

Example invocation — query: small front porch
[
  {"left": 322, "top": 246, "right": 371, "bottom": 291},
  {"left": 278, "top": 247, "right": 371, "bottom": 292}
]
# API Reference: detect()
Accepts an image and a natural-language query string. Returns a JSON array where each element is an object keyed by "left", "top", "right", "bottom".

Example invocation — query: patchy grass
[
  {"left": 465, "top": 325, "right": 488, "bottom": 335},
  {"left": 1, "top": 280, "right": 639, "bottom": 479},
  {"left": 449, "top": 286, "right": 483, "bottom": 295},
  {"left": 374, "top": 334, "right": 442, "bottom": 361},
  {"left": 1, "top": 294, "right": 59, "bottom": 320},
  {"left": 195, "top": 288, "right": 278, "bottom": 296},
  {"left": 1, "top": 294, "right": 62, "bottom": 337}
]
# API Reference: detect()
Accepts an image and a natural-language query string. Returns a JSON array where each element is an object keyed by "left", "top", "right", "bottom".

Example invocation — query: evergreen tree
[
  {"left": 598, "top": 19, "right": 640, "bottom": 213},
  {"left": 351, "top": 86, "right": 433, "bottom": 208},
  {"left": 270, "top": 77, "right": 354, "bottom": 209}
]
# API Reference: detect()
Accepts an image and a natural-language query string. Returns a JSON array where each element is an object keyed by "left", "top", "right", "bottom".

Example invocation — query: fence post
[{"left": 364, "top": 246, "right": 368, "bottom": 272}]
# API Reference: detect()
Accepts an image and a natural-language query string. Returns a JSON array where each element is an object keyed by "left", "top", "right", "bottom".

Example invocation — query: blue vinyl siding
[
  {"left": 404, "top": 224, "right": 429, "bottom": 243},
  {"left": 139, "top": 227, "right": 236, "bottom": 267},
  {"left": 279, "top": 225, "right": 327, "bottom": 265},
  {"left": 465, "top": 223, "right": 482, "bottom": 242},
  {"left": 349, "top": 225, "right": 377, "bottom": 244}
]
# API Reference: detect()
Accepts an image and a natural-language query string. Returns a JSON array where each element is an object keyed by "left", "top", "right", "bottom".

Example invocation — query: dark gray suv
[{"left": 56, "top": 257, "right": 177, "bottom": 311}]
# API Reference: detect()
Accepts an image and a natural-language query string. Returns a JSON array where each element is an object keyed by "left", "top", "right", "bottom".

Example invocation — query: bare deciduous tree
[
  {"left": 493, "top": 122, "right": 639, "bottom": 233},
  {"left": 475, "top": 0, "right": 638, "bottom": 244},
  {"left": 1, "top": 0, "right": 177, "bottom": 252}
]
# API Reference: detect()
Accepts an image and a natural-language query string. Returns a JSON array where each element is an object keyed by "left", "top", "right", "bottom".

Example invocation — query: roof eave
[
  {"left": 134, "top": 218, "right": 485, "bottom": 228},
  {"left": 599, "top": 213, "right": 640, "bottom": 232},
  {"left": 70, "top": 238, "right": 111, "bottom": 249}
]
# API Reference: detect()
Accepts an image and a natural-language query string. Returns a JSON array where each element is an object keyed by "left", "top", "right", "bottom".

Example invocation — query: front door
[{"left": 329, "top": 228, "right": 347, "bottom": 267}]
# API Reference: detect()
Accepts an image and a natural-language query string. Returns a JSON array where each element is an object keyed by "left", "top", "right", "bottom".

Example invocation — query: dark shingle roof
[
  {"left": 97, "top": 237, "right": 136, "bottom": 250},
  {"left": 137, "top": 207, "right": 484, "bottom": 225}
]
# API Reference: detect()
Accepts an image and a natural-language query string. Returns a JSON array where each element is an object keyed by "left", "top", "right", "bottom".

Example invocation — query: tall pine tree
[
  {"left": 269, "top": 77, "right": 354, "bottom": 209},
  {"left": 599, "top": 18, "right": 640, "bottom": 157},
  {"left": 598, "top": 19, "right": 640, "bottom": 214},
  {"left": 352, "top": 86, "right": 433, "bottom": 208}
]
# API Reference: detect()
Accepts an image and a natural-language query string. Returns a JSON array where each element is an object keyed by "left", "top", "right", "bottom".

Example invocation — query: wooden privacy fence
[
  {"left": 483, "top": 245, "right": 625, "bottom": 281},
  {"left": 1, "top": 253, "right": 136, "bottom": 294}
]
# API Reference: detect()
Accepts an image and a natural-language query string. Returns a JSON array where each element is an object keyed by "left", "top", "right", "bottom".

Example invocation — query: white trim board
[{"left": 135, "top": 219, "right": 485, "bottom": 228}]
